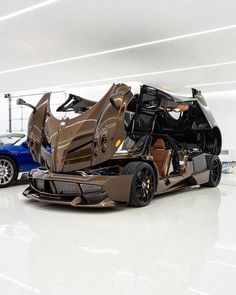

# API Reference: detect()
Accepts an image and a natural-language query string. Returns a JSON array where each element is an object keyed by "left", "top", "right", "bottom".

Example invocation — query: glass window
[
  {"left": 134, "top": 113, "right": 153, "bottom": 132},
  {"left": 0, "top": 134, "right": 24, "bottom": 146},
  {"left": 117, "top": 136, "right": 148, "bottom": 153}
]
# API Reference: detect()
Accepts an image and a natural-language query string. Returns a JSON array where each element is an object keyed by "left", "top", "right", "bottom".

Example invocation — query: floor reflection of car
[{"left": 0, "top": 133, "right": 39, "bottom": 188}]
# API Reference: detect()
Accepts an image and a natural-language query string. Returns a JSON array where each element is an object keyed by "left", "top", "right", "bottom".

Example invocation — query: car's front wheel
[
  {"left": 0, "top": 156, "right": 18, "bottom": 188},
  {"left": 123, "top": 161, "right": 156, "bottom": 207}
]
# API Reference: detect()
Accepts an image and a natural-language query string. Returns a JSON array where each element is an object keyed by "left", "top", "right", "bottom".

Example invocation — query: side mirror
[
  {"left": 17, "top": 98, "right": 26, "bottom": 105},
  {"left": 17, "top": 98, "right": 36, "bottom": 111}
]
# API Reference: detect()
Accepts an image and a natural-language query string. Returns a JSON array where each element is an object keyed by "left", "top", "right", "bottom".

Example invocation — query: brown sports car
[{"left": 18, "top": 83, "right": 222, "bottom": 207}]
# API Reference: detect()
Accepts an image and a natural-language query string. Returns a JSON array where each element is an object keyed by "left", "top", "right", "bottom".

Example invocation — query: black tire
[
  {"left": 0, "top": 155, "right": 18, "bottom": 188},
  {"left": 203, "top": 155, "right": 222, "bottom": 187},
  {"left": 123, "top": 161, "right": 156, "bottom": 207}
]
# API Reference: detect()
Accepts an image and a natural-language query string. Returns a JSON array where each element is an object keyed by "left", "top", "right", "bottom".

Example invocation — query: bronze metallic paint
[
  {"left": 21, "top": 83, "right": 221, "bottom": 207},
  {"left": 27, "top": 84, "right": 133, "bottom": 173},
  {"left": 26, "top": 169, "right": 133, "bottom": 207}
]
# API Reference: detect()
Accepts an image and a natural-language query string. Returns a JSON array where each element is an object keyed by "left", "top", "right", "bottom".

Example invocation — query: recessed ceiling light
[
  {"left": 55, "top": 60, "right": 236, "bottom": 88},
  {"left": 0, "top": 0, "right": 61, "bottom": 23},
  {"left": 185, "top": 80, "right": 236, "bottom": 88},
  {"left": 0, "top": 272, "right": 40, "bottom": 293},
  {"left": 1, "top": 24, "right": 236, "bottom": 74},
  {"left": 188, "top": 287, "right": 209, "bottom": 295},
  {"left": 4, "top": 60, "right": 236, "bottom": 96}
]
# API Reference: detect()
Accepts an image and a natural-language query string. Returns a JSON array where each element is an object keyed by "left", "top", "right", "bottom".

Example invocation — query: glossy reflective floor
[{"left": 0, "top": 174, "right": 236, "bottom": 295}]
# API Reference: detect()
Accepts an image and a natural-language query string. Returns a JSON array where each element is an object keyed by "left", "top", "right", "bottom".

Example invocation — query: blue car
[{"left": 0, "top": 133, "right": 39, "bottom": 188}]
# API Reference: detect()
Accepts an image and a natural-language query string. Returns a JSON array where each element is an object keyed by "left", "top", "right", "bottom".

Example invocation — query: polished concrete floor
[{"left": 0, "top": 174, "right": 236, "bottom": 295}]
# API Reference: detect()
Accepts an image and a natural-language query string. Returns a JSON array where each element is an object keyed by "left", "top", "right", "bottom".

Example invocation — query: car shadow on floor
[{"left": 12, "top": 179, "right": 29, "bottom": 186}]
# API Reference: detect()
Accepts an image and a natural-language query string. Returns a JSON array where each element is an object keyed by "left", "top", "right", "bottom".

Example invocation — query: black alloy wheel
[{"left": 123, "top": 162, "right": 156, "bottom": 207}]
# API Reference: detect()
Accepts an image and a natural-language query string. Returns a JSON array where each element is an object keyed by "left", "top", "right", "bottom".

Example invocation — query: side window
[
  {"left": 133, "top": 113, "right": 153, "bottom": 133},
  {"left": 117, "top": 137, "right": 136, "bottom": 152},
  {"left": 124, "top": 111, "right": 134, "bottom": 128},
  {"left": 141, "top": 93, "right": 158, "bottom": 110}
]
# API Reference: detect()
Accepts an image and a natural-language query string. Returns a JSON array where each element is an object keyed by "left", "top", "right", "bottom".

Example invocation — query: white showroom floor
[{"left": 0, "top": 174, "right": 236, "bottom": 295}]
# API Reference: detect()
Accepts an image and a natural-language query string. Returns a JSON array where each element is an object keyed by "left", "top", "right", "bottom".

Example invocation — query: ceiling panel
[
  {"left": 1, "top": 28, "right": 236, "bottom": 93},
  {"left": 137, "top": 63, "right": 236, "bottom": 94},
  {"left": 0, "top": 0, "right": 47, "bottom": 17},
  {"left": 0, "top": 0, "right": 236, "bottom": 69},
  {"left": 0, "top": 0, "right": 236, "bottom": 94}
]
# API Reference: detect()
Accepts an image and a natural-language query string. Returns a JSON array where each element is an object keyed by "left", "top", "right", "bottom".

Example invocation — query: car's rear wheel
[
  {"left": 0, "top": 156, "right": 18, "bottom": 188},
  {"left": 203, "top": 155, "right": 222, "bottom": 187},
  {"left": 123, "top": 162, "right": 156, "bottom": 207}
]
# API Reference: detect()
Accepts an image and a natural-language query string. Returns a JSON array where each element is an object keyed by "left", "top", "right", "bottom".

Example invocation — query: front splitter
[{"left": 23, "top": 187, "right": 121, "bottom": 208}]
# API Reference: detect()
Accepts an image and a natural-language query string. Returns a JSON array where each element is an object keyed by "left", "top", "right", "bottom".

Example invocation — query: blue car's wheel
[{"left": 0, "top": 156, "right": 18, "bottom": 188}]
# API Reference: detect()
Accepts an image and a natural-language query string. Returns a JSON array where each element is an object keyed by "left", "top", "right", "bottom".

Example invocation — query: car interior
[{"left": 149, "top": 138, "right": 172, "bottom": 178}]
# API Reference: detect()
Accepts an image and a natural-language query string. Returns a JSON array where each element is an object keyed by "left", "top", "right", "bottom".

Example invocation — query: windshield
[{"left": 0, "top": 134, "right": 24, "bottom": 146}]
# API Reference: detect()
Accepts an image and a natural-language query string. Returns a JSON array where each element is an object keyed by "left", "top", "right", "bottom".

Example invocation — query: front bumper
[{"left": 23, "top": 168, "right": 133, "bottom": 207}]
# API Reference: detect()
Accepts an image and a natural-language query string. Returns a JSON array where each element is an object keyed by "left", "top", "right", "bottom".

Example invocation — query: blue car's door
[{"left": 17, "top": 141, "right": 39, "bottom": 172}]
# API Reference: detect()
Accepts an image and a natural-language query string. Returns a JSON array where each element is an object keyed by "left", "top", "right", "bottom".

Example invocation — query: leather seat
[{"left": 150, "top": 138, "right": 171, "bottom": 178}]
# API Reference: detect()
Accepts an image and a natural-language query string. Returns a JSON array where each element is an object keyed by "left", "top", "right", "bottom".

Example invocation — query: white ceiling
[{"left": 0, "top": 0, "right": 236, "bottom": 94}]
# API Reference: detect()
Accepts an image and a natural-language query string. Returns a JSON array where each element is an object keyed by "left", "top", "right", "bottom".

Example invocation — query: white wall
[
  {"left": 0, "top": 97, "right": 9, "bottom": 133},
  {"left": 204, "top": 90, "right": 236, "bottom": 159},
  {"left": 0, "top": 92, "right": 67, "bottom": 134}
]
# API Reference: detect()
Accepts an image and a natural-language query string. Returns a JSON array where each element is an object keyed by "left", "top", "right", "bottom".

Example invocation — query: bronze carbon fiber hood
[{"left": 27, "top": 83, "right": 133, "bottom": 173}]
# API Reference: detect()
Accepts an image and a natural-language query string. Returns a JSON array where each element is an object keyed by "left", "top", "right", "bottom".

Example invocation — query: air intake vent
[{"left": 54, "top": 181, "right": 80, "bottom": 194}]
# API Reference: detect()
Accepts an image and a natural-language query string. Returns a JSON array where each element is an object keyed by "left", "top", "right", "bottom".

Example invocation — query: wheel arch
[
  {"left": 201, "top": 126, "right": 222, "bottom": 156},
  {"left": 212, "top": 126, "right": 222, "bottom": 155},
  {"left": 127, "top": 159, "right": 159, "bottom": 192},
  {"left": 117, "top": 158, "right": 159, "bottom": 181}
]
